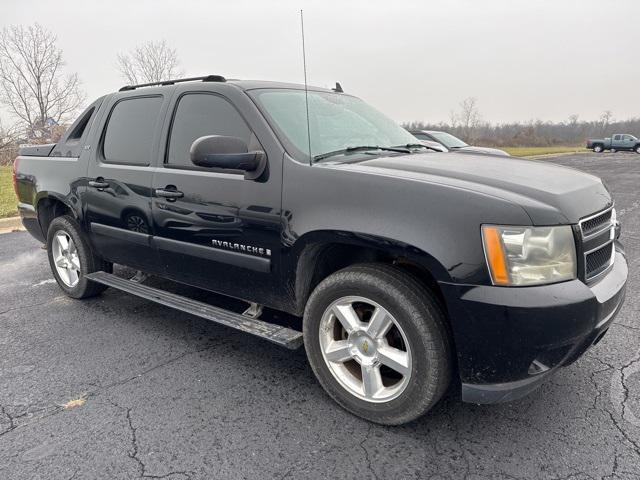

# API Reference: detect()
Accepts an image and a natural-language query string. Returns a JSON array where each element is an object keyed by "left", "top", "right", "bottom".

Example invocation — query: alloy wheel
[
  {"left": 52, "top": 230, "right": 81, "bottom": 287},
  {"left": 319, "top": 296, "right": 412, "bottom": 403}
]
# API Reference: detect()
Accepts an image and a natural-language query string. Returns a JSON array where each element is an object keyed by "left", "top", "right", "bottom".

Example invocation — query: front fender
[{"left": 281, "top": 156, "right": 532, "bottom": 286}]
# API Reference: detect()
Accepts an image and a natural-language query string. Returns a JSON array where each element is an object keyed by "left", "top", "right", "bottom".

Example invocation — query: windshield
[
  {"left": 428, "top": 132, "right": 469, "bottom": 149},
  {"left": 250, "top": 89, "right": 417, "bottom": 162}
]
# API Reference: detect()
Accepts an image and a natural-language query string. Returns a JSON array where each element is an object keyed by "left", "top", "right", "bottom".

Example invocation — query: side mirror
[{"left": 190, "top": 135, "right": 266, "bottom": 180}]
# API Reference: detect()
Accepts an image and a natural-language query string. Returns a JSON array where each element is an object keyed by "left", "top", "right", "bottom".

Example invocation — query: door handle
[
  {"left": 88, "top": 178, "right": 109, "bottom": 189},
  {"left": 155, "top": 188, "right": 184, "bottom": 200}
]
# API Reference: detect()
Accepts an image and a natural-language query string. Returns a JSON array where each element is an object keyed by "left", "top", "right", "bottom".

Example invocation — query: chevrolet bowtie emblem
[{"left": 362, "top": 340, "right": 369, "bottom": 354}]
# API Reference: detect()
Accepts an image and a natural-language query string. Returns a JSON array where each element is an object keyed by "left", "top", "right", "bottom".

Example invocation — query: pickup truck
[
  {"left": 13, "top": 75, "right": 628, "bottom": 425},
  {"left": 587, "top": 134, "right": 640, "bottom": 153}
]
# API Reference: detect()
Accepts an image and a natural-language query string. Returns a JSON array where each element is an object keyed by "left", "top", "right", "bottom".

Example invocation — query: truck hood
[{"left": 331, "top": 152, "right": 612, "bottom": 224}]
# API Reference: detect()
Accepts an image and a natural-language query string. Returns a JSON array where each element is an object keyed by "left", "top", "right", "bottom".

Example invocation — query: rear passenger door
[
  {"left": 84, "top": 91, "right": 170, "bottom": 273},
  {"left": 612, "top": 134, "right": 623, "bottom": 149},
  {"left": 150, "top": 85, "right": 284, "bottom": 304}
]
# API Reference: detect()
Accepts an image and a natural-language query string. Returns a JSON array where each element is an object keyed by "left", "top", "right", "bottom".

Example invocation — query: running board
[{"left": 85, "top": 271, "right": 303, "bottom": 349}]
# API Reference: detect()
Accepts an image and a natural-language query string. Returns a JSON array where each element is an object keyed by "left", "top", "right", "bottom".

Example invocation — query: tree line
[{"left": 403, "top": 98, "right": 640, "bottom": 148}]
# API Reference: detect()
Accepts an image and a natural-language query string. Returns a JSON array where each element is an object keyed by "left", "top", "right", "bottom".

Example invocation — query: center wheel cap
[{"left": 349, "top": 332, "right": 377, "bottom": 363}]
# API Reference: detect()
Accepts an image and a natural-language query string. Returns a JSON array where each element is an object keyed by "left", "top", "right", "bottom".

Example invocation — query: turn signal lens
[
  {"left": 482, "top": 226, "right": 510, "bottom": 285},
  {"left": 482, "top": 225, "right": 577, "bottom": 286}
]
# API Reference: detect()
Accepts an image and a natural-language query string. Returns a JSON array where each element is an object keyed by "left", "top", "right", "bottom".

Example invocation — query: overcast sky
[{"left": 2, "top": 0, "right": 639, "bottom": 125}]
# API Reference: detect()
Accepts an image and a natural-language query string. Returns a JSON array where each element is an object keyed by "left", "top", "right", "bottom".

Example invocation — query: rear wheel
[
  {"left": 47, "top": 215, "right": 112, "bottom": 298},
  {"left": 303, "top": 264, "right": 452, "bottom": 425},
  {"left": 593, "top": 145, "right": 604, "bottom": 153}
]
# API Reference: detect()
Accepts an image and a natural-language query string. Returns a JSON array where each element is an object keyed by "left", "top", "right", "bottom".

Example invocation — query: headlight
[{"left": 482, "top": 225, "right": 577, "bottom": 286}]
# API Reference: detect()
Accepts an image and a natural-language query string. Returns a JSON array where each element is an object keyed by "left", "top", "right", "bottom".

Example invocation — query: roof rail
[{"left": 118, "top": 75, "right": 226, "bottom": 92}]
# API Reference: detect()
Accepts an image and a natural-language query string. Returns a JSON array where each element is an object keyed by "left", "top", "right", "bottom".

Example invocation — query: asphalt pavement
[{"left": 0, "top": 152, "right": 638, "bottom": 479}]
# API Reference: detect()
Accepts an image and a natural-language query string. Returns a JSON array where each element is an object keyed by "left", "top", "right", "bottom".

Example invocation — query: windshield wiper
[
  {"left": 313, "top": 145, "right": 411, "bottom": 162},
  {"left": 395, "top": 143, "right": 443, "bottom": 153}
]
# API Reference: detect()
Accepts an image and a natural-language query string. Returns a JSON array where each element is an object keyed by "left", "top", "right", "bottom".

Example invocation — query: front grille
[
  {"left": 581, "top": 209, "right": 612, "bottom": 237},
  {"left": 586, "top": 243, "right": 614, "bottom": 275},
  {"left": 579, "top": 206, "right": 615, "bottom": 281}
]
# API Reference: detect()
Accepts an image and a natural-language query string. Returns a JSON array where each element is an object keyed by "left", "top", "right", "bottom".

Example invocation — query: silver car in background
[{"left": 410, "top": 129, "right": 510, "bottom": 156}]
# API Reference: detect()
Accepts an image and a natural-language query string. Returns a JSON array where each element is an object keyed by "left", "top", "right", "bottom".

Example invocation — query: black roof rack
[{"left": 119, "top": 75, "right": 226, "bottom": 92}]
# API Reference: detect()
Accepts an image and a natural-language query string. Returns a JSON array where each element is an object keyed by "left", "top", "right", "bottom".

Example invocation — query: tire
[
  {"left": 46, "top": 215, "right": 112, "bottom": 299},
  {"left": 303, "top": 263, "right": 452, "bottom": 425},
  {"left": 635, "top": 145, "right": 640, "bottom": 154},
  {"left": 593, "top": 145, "right": 604, "bottom": 153}
]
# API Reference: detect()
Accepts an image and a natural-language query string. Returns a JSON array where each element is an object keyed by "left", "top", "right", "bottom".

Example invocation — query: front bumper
[{"left": 440, "top": 245, "right": 628, "bottom": 404}]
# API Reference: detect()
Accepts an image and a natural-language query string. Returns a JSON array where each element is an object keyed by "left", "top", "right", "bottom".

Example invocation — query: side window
[
  {"left": 623, "top": 135, "right": 632, "bottom": 141},
  {"left": 613, "top": 135, "right": 621, "bottom": 141},
  {"left": 412, "top": 133, "right": 430, "bottom": 141},
  {"left": 67, "top": 107, "right": 95, "bottom": 142},
  {"left": 103, "top": 96, "right": 163, "bottom": 165},
  {"left": 50, "top": 98, "right": 103, "bottom": 158},
  {"left": 167, "top": 93, "right": 252, "bottom": 167}
]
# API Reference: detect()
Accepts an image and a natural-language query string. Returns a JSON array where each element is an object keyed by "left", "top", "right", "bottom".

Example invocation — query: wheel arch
[
  {"left": 35, "top": 193, "right": 80, "bottom": 239},
  {"left": 290, "top": 230, "right": 451, "bottom": 317}
]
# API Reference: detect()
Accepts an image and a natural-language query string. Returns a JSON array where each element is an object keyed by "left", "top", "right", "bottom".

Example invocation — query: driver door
[{"left": 150, "top": 87, "right": 283, "bottom": 304}]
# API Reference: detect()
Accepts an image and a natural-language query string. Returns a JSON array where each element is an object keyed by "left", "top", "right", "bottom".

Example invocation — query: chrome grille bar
[{"left": 579, "top": 206, "right": 616, "bottom": 281}]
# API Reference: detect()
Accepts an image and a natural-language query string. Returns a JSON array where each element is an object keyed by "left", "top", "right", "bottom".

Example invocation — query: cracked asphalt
[{"left": 0, "top": 152, "right": 639, "bottom": 480}]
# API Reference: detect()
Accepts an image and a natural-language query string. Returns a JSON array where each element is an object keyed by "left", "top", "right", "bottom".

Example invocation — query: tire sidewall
[
  {"left": 47, "top": 216, "right": 95, "bottom": 298},
  {"left": 303, "top": 266, "right": 449, "bottom": 424}
]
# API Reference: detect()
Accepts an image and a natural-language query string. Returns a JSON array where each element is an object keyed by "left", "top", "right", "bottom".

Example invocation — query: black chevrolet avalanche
[{"left": 13, "top": 76, "right": 627, "bottom": 425}]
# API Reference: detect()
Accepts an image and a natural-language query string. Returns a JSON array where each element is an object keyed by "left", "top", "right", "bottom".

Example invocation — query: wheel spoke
[
  {"left": 324, "top": 340, "right": 352, "bottom": 363},
  {"left": 57, "top": 265, "right": 71, "bottom": 285},
  {"left": 68, "top": 268, "right": 79, "bottom": 285},
  {"left": 377, "top": 345, "right": 410, "bottom": 376},
  {"left": 361, "top": 364, "right": 383, "bottom": 399},
  {"left": 56, "top": 233, "right": 69, "bottom": 250},
  {"left": 55, "top": 257, "right": 67, "bottom": 268},
  {"left": 332, "top": 303, "right": 361, "bottom": 334},
  {"left": 366, "top": 307, "right": 393, "bottom": 339},
  {"left": 69, "top": 254, "right": 81, "bottom": 271}
]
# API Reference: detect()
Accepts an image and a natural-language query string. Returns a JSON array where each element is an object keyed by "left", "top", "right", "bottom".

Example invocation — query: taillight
[{"left": 12, "top": 157, "right": 19, "bottom": 196}]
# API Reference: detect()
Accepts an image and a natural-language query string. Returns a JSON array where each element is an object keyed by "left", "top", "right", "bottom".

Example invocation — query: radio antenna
[{"left": 300, "top": 9, "right": 312, "bottom": 165}]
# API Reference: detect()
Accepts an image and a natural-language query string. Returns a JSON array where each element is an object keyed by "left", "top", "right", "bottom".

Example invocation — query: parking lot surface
[{"left": 0, "top": 152, "right": 639, "bottom": 479}]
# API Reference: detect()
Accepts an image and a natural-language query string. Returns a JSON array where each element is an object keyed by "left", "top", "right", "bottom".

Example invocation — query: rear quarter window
[{"left": 102, "top": 96, "right": 163, "bottom": 165}]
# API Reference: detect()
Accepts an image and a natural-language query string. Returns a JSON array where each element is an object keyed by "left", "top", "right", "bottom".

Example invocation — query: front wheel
[
  {"left": 303, "top": 264, "right": 452, "bottom": 425},
  {"left": 47, "top": 215, "right": 112, "bottom": 299},
  {"left": 635, "top": 145, "right": 640, "bottom": 154},
  {"left": 593, "top": 145, "right": 604, "bottom": 153}
]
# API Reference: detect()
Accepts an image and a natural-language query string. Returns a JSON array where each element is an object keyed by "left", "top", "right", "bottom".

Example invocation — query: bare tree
[
  {"left": 117, "top": 40, "right": 183, "bottom": 85},
  {"left": 0, "top": 23, "right": 85, "bottom": 140},
  {"left": 0, "top": 119, "right": 18, "bottom": 165},
  {"left": 455, "top": 97, "right": 481, "bottom": 141},
  {"left": 599, "top": 110, "right": 613, "bottom": 134}
]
